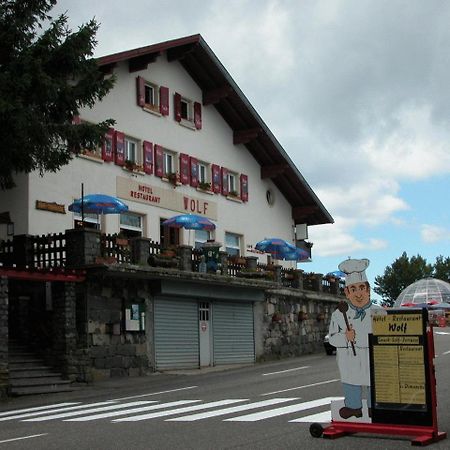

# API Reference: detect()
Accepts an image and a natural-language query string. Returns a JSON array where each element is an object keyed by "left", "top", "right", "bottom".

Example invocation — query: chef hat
[{"left": 338, "top": 258, "right": 370, "bottom": 286}]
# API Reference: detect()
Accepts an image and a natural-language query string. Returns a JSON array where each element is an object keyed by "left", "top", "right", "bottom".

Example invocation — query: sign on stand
[{"left": 312, "top": 307, "right": 447, "bottom": 446}]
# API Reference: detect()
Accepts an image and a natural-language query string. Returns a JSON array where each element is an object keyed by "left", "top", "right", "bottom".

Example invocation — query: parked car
[{"left": 324, "top": 334, "right": 336, "bottom": 355}]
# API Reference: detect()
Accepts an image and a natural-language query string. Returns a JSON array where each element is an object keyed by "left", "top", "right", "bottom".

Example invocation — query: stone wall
[
  {"left": 0, "top": 277, "right": 8, "bottom": 399},
  {"left": 85, "top": 277, "right": 150, "bottom": 381},
  {"left": 258, "top": 290, "right": 337, "bottom": 360}
]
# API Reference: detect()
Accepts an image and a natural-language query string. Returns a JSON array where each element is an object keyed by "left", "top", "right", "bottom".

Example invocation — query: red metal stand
[{"left": 318, "top": 328, "right": 447, "bottom": 446}]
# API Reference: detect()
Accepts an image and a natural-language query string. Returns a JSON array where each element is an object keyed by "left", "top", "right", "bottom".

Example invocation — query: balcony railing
[{"left": 0, "top": 230, "right": 345, "bottom": 297}]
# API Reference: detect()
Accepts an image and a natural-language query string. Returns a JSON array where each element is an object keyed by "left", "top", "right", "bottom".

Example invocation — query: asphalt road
[{"left": 1, "top": 327, "right": 450, "bottom": 450}]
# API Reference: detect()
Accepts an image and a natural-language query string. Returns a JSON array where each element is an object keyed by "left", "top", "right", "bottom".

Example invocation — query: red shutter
[
  {"left": 102, "top": 128, "right": 115, "bottom": 162},
  {"left": 194, "top": 102, "right": 202, "bottom": 129},
  {"left": 174, "top": 92, "right": 182, "bottom": 122},
  {"left": 114, "top": 131, "right": 125, "bottom": 166},
  {"left": 211, "top": 164, "right": 221, "bottom": 193},
  {"left": 136, "top": 76, "right": 145, "bottom": 107},
  {"left": 72, "top": 115, "right": 81, "bottom": 125},
  {"left": 154, "top": 145, "right": 164, "bottom": 177},
  {"left": 143, "top": 141, "right": 153, "bottom": 174},
  {"left": 240, "top": 174, "right": 248, "bottom": 202},
  {"left": 221, "top": 167, "right": 229, "bottom": 196},
  {"left": 190, "top": 157, "right": 199, "bottom": 187},
  {"left": 160, "top": 86, "right": 169, "bottom": 116},
  {"left": 179, "top": 153, "right": 190, "bottom": 184}
]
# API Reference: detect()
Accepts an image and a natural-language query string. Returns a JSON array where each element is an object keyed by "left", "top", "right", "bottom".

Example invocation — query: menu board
[{"left": 369, "top": 308, "right": 432, "bottom": 426}]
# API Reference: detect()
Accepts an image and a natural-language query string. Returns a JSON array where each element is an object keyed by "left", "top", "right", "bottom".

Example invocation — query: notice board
[{"left": 369, "top": 308, "right": 433, "bottom": 426}]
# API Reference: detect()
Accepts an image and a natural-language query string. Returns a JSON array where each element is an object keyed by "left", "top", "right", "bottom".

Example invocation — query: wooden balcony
[{"left": 0, "top": 229, "right": 345, "bottom": 297}]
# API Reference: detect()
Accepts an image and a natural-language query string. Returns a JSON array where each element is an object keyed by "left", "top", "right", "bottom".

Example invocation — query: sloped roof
[{"left": 97, "top": 34, "right": 333, "bottom": 226}]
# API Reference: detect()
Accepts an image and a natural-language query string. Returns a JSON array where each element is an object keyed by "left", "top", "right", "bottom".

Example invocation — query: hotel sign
[
  {"left": 116, "top": 176, "right": 217, "bottom": 220},
  {"left": 36, "top": 200, "right": 66, "bottom": 214}
]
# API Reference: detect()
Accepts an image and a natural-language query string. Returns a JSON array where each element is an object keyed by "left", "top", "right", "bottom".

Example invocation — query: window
[
  {"left": 195, "top": 229, "right": 211, "bottom": 249},
  {"left": 144, "top": 82, "right": 158, "bottom": 107},
  {"left": 225, "top": 232, "right": 242, "bottom": 256},
  {"left": 228, "top": 173, "right": 236, "bottom": 192},
  {"left": 120, "top": 212, "right": 143, "bottom": 238},
  {"left": 180, "top": 97, "right": 193, "bottom": 121},
  {"left": 228, "top": 172, "right": 239, "bottom": 196},
  {"left": 125, "top": 137, "right": 138, "bottom": 163},
  {"left": 198, "top": 161, "right": 209, "bottom": 184},
  {"left": 160, "top": 218, "right": 179, "bottom": 248},
  {"left": 76, "top": 119, "right": 102, "bottom": 159},
  {"left": 163, "top": 151, "right": 174, "bottom": 176},
  {"left": 137, "top": 76, "right": 169, "bottom": 116}
]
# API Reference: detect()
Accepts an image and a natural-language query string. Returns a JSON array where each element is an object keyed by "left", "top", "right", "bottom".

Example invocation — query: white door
[{"left": 199, "top": 302, "right": 211, "bottom": 367}]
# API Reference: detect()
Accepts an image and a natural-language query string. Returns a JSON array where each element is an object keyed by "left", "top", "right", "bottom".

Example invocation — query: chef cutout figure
[{"left": 328, "top": 258, "right": 385, "bottom": 422}]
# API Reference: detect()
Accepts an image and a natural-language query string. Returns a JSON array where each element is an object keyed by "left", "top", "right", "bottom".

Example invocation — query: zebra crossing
[{"left": 0, "top": 396, "right": 342, "bottom": 424}]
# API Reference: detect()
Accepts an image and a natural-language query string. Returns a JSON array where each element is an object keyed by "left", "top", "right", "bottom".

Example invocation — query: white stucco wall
[{"left": 5, "top": 52, "right": 298, "bottom": 266}]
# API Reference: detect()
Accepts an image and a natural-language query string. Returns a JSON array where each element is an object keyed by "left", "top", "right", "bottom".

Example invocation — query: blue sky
[{"left": 53, "top": 0, "right": 450, "bottom": 301}]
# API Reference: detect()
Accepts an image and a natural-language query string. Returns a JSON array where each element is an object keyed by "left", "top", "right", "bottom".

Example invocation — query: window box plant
[{"left": 198, "top": 181, "right": 211, "bottom": 191}]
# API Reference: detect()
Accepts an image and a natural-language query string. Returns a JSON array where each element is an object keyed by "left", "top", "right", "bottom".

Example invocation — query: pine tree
[
  {"left": 374, "top": 252, "right": 433, "bottom": 306},
  {"left": 0, "top": 0, "right": 114, "bottom": 189}
]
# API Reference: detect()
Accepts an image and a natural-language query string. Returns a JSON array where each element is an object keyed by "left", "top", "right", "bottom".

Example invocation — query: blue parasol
[
  {"left": 162, "top": 214, "right": 216, "bottom": 231},
  {"left": 327, "top": 270, "right": 346, "bottom": 279},
  {"left": 69, "top": 194, "right": 129, "bottom": 215},
  {"left": 255, "top": 238, "right": 308, "bottom": 261}
]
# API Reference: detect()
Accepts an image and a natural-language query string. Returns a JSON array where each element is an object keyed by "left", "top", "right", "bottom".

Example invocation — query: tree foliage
[
  {"left": 0, "top": 0, "right": 114, "bottom": 189},
  {"left": 373, "top": 252, "right": 450, "bottom": 306}
]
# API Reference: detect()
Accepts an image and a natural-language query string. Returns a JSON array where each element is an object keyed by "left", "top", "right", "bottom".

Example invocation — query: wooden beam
[
  {"left": 99, "top": 63, "right": 116, "bottom": 76},
  {"left": 260, "top": 164, "right": 289, "bottom": 179},
  {"left": 128, "top": 52, "right": 160, "bottom": 72},
  {"left": 0, "top": 268, "right": 86, "bottom": 282},
  {"left": 203, "top": 86, "right": 233, "bottom": 105},
  {"left": 292, "top": 206, "right": 319, "bottom": 222},
  {"left": 233, "top": 128, "right": 261, "bottom": 145},
  {"left": 167, "top": 43, "right": 197, "bottom": 62}
]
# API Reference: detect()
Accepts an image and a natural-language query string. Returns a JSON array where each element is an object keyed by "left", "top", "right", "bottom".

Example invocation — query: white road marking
[
  {"left": 113, "top": 399, "right": 247, "bottom": 422},
  {"left": 0, "top": 434, "right": 48, "bottom": 444},
  {"left": 261, "top": 379, "right": 340, "bottom": 396},
  {"left": 225, "top": 397, "right": 342, "bottom": 422},
  {"left": 262, "top": 366, "right": 310, "bottom": 376},
  {"left": 0, "top": 401, "right": 115, "bottom": 421},
  {"left": 434, "top": 331, "right": 450, "bottom": 335},
  {"left": 0, "top": 403, "right": 79, "bottom": 418},
  {"left": 290, "top": 410, "right": 331, "bottom": 423},
  {"left": 442, "top": 350, "right": 450, "bottom": 355},
  {"left": 23, "top": 401, "right": 154, "bottom": 422},
  {"left": 65, "top": 400, "right": 200, "bottom": 421},
  {"left": 167, "top": 398, "right": 299, "bottom": 421},
  {"left": 110, "top": 386, "right": 198, "bottom": 401}
]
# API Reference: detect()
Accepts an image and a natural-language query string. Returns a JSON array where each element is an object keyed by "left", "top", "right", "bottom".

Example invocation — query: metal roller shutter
[
  {"left": 213, "top": 302, "right": 255, "bottom": 365},
  {"left": 154, "top": 298, "right": 199, "bottom": 370}
]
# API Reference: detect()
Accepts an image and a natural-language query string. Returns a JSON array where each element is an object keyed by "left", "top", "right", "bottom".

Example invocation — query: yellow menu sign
[{"left": 371, "top": 312, "right": 426, "bottom": 407}]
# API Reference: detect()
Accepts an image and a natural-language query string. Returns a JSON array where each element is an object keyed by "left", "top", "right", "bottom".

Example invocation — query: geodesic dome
[{"left": 393, "top": 277, "right": 450, "bottom": 307}]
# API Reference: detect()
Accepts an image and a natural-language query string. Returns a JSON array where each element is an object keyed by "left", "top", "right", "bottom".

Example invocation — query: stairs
[{"left": 8, "top": 342, "right": 75, "bottom": 396}]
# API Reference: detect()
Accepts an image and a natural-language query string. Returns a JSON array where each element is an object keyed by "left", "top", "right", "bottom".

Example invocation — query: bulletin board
[{"left": 369, "top": 308, "right": 433, "bottom": 426}]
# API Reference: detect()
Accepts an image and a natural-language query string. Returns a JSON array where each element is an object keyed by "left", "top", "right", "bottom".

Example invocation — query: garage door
[
  {"left": 213, "top": 301, "right": 255, "bottom": 365},
  {"left": 154, "top": 298, "right": 199, "bottom": 369}
]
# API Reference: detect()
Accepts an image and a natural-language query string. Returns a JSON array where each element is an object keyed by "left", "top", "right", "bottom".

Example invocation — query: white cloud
[
  {"left": 421, "top": 225, "right": 450, "bottom": 244},
  {"left": 309, "top": 220, "right": 388, "bottom": 257},
  {"left": 362, "top": 106, "right": 450, "bottom": 181}
]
